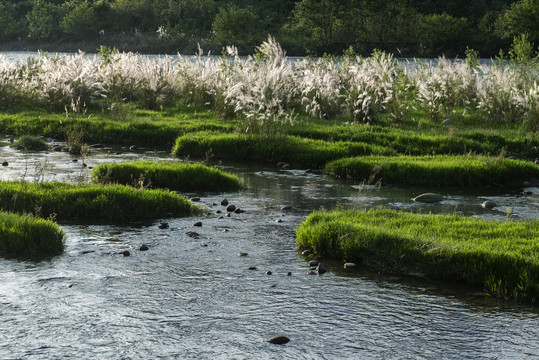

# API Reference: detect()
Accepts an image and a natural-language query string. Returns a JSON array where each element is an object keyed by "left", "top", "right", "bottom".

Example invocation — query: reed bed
[
  {"left": 0, "top": 181, "right": 197, "bottom": 222},
  {"left": 325, "top": 155, "right": 539, "bottom": 186},
  {"left": 0, "top": 37, "right": 537, "bottom": 132},
  {"left": 92, "top": 160, "right": 242, "bottom": 192},
  {"left": 296, "top": 209, "right": 539, "bottom": 303},
  {"left": 0, "top": 211, "right": 65, "bottom": 258},
  {"left": 171, "top": 132, "right": 396, "bottom": 168}
]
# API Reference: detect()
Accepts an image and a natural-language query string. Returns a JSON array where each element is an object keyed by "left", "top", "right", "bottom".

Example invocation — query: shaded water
[{"left": 0, "top": 139, "right": 538, "bottom": 359}]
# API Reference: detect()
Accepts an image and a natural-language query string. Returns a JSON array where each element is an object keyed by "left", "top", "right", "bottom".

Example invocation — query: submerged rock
[
  {"left": 413, "top": 193, "right": 444, "bottom": 203},
  {"left": 482, "top": 200, "right": 497, "bottom": 210},
  {"left": 268, "top": 336, "right": 290, "bottom": 345}
]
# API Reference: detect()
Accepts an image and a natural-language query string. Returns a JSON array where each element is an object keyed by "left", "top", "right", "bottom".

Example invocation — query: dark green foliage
[
  {"left": 12, "top": 135, "right": 49, "bottom": 151},
  {"left": 0, "top": 181, "right": 197, "bottom": 222},
  {"left": 297, "top": 208, "right": 539, "bottom": 303},
  {"left": 0, "top": 211, "right": 65, "bottom": 258},
  {"left": 172, "top": 132, "right": 396, "bottom": 168},
  {"left": 92, "top": 160, "right": 242, "bottom": 192},
  {"left": 325, "top": 155, "right": 539, "bottom": 186}
]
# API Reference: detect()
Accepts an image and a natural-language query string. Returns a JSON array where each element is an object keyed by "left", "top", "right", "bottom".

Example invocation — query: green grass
[
  {"left": 0, "top": 105, "right": 234, "bottom": 149},
  {"left": 172, "top": 132, "right": 396, "bottom": 168},
  {"left": 296, "top": 209, "right": 539, "bottom": 303},
  {"left": 12, "top": 135, "right": 49, "bottom": 151},
  {"left": 0, "top": 211, "right": 65, "bottom": 258},
  {"left": 325, "top": 155, "right": 539, "bottom": 186},
  {"left": 92, "top": 160, "right": 242, "bottom": 192},
  {"left": 0, "top": 181, "right": 198, "bottom": 222}
]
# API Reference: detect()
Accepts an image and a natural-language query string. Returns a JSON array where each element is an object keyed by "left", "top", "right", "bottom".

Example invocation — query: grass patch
[
  {"left": 0, "top": 181, "right": 198, "bottom": 222},
  {"left": 325, "top": 155, "right": 539, "bottom": 186},
  {"left": 12, "top": 135, "right": 49, "bottom": 151},
  {"left": 296, "top": 209, "right": 539, "bottom": 303},
  {"left": 0, "top": 105, "right": 234, "bottom": 149},
  {"left": 171, "top": 132, "right": 396, "bottom": 168},
  {"left": 92, "top": 160, "right": 242, "bottom": 192},
  {"left": 0, "top": 211, "right": 65, "bottom": 259}
]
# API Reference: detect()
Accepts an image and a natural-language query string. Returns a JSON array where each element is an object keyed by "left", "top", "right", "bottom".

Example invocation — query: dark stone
[
  {"left": 307, "top": 270, "right": 316, "bottom": 275},
  {"left": 193, "top": 221, "right": 202, "bottom": 227},
  {"left": 188, "top": 230, "right": 201, "bottom": 237},
  {"left": 266, "top": 271, "right": 272, "bottom": 275},
  {"left": 221, "top": 198, "right": 229, "bottom": 206},
  {"left": 248, "top": 266, "right": 257, "bottom": 270},
  {"left": 275, "top": 219, "right": 283, "bottom": 223},
  {"left": 72, "top": 159, "right": 78, "bottom": 163},
  {"left": 82, "top": 162, "right": 87, "bottom": 167},
  {"left": 115, "top": 152, "right": 123, "bottom": 155},
  {"left": 226, "top": 204, "right": 236, "bottom": 212},
  {"left": 226, "top": 213, "right": 231, "bottom": 217},
  {"left": 190, "top": 197, "right": 201, "bottom": 202},
  {"left": 140, "top": 244, "right": 149, "bottom": 251},
  {"left": 309, "top": 266, "right": 317, "bottom": 271},
  {"left": 317, "top": 263, "right": 326, "bottom": 274},
  {"left": 202, "top": 244, "right": 208, "bottom": 247},
  {"left": 158, "top": 222, "right": 169, "bottom": 229},
  {"left": 482, "top": 200, "right": 496, "bottom": 210},
  {"left": 234, "top": 208, "right": 245, "bottom": 214},
  {"left": 216, "top": 210, "right": 222, "bottom": 214},
  {"left": 122, "top": 250, "right": 130, "bottom": 257},
  {"left": 238, "top": 252, "right": 248, "bottom": 257},
  {"left": 81, "top": 250, "right": 95, "bottom": 254},
  {"left": 309, "top": 260, "right": 319, "bottom": 267},
  {"left": 1, "top": 161, "right": 8, "bottom": 167},
  {"left": 287, "top": 272, "right": 292, "bottom": 276},
  {"left": 268, "top": 336, "right": 290, "bottom": 345},
  {"left": 281, "top": 205, "right": 293, "bottom": 211}
]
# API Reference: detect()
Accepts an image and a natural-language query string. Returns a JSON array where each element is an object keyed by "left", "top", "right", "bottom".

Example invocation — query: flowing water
[{"left": 0, "top": 138, "right": 538, "bottom": 359}]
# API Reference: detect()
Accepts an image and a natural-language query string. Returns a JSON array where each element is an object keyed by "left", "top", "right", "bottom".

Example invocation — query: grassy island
[
  {"left": 297, "top": 209, "right": 539, "bottom": 303},
  {"left": 325, "top": 155, "right": 539, "bottom": 186},
  {"left": 0, "top": 181, "right": 198, "bottom": 222},
  {"left": 92, "top": 160, "right": 242, "bottom": 192},
  {"left": 0, "top": 211, "right": 65, "bottom": 258}
]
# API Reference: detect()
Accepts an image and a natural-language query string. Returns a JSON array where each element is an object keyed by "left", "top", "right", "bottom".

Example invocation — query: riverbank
[{"left": 296, "top": 208, "right": 539, "bottom": 303}]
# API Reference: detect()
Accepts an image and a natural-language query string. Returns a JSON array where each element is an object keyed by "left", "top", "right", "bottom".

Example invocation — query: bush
[{"left": 13, "top": 135, "right": 49, "bottom": 151}]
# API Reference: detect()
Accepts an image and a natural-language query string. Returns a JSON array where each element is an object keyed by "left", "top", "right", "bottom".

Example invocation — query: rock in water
[
  {"left": 226, "top": 204, "right": 236, "bottom": 212},
  {"left": 2, "top": 161, "right": 8, "bottom": 167},
  {"left": 317, "top": 263, "right": 326, "bottom": 274},
  {"left": 193, "top": 221, "right": 203, "bottom": 227},
  {"left": 268, "top": 336, "right": 290, "bottom": 345},
  {"left": 139, "top": 244, "right": 149, "bottom": 251},
  {"left": 158, "top": 222, "right": 169, "bottom": 229},
  {"left": 482, "top": 200, "right": 496, "bottom": 210},
  {"left": 221, "top": 198, "right": 229, "bottom": 206},
  {"left": 413, "top": 193, "right": 444, "bottom": 203},
  {"left": 309, "top": 260, "right": 319, "bottom": 267}
]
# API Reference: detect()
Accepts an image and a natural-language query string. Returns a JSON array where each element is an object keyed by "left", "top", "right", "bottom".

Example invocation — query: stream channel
[{"left": 0, "top": 137, "right": 538, "bottom": 359}]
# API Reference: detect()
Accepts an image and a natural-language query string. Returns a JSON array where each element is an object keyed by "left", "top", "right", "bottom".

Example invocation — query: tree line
[{"left": 0, "top": 0, "right": 537, "bottom": 56}]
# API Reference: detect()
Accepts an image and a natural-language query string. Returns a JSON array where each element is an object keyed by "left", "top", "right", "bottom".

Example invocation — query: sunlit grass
[{"left": 296, "top": 209, "right": 539, "bottom": 303}]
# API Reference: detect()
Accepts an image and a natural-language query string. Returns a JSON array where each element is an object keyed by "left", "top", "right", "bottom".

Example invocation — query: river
[{"left": 0, "top": 137, "right": 537, "bottom": 359}]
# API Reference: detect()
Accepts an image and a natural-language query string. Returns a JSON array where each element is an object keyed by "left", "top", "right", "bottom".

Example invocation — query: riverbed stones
[
  {"left": 287, "top": 272, "right": 292, "bottom": 276},
  {"left": 413, "top": 193, "right": 444, "bottom": 203},
  {"left": 307, "top": 270, "right": 316, "bottom": 275},
  {"left": 266, "top": 271, "right": 272, "bottom": 275},
  {"left": 1, "top": 161, "right": 8, "bottom": 167},
  {"left": 158, "top": 222, "right": 169, "bottom": 229},
  {"left": 248, "top": 266, "right": 257, "bottom": 270},
  {"left": 193, "top": 221, "right": 202, "bottom": 227},
  {"left": 139, "top": 244, "right": 149, "bottom": 251},
  {"left": 226, "top": 204, "right": 236, "bottom": 212},
  {"left": 309, "top": 260, "right": 319, "bottom": 267},
  {"left": 221, "top": 198, "right": 229, "bottom": 206},
  {"left": 122, "top": 250, "right": 130, "bottom": 257},
  {"left": 344, "top": 262, "right": 356, "bottom": 269},
  {"left": 268, "top": 336, "right": 290, "bottom": 345},
  {"left": 316, "top": 263, "right": 326, "bottom": 274},
  {"left": 186, "top": 231, "right": 200, "bottom": 239},
  {"left": 482, "top": 200, "right": 497, "bottom": 210},
  {"left": 234, "top": 208, "right": 245, "bottom": 214}
]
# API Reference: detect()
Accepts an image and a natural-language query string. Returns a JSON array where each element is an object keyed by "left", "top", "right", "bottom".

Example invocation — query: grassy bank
[
  {"left": 0, "top": 106, "right": 233, "bottom": 149},
  {"left": 92, "top": 160, "right": 242, "bottom": 192},
  {"left": 296, "top": 209, "right": 539, "bottom": 303},
  {"left": 0, "top": 181, "right": 197, "bottom": 222},
  {"left": 325, "top": 155, "right": 539, "bottom": 186},
  {"left": 172, "top": 132, "right": 396, "bottom": 168},
  {"left": 0, "top": 211, "right": 65, "bottom": 258}
]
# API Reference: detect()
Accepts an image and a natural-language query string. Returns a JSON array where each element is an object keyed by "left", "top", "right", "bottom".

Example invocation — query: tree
[
  {"left": 60, "top": 0, "right": 97, "bottom": 39},
  {"left": 163, "top": 0, "right": 217, "bottom": 38},
  {"left": 212, "top": 6, "right": 262, "bottom": 47},
  {"left": 497, "top": 0, "right": 539, "bottom": 43},
  {"left": 418, "top": 13, "right": 472, "bottom": 56},
  {"left": 0, "top": 0, "right": 18, "bottom": 39},
  {"left": 26, "top": 0, "right": 61, "bottom": 40}
]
